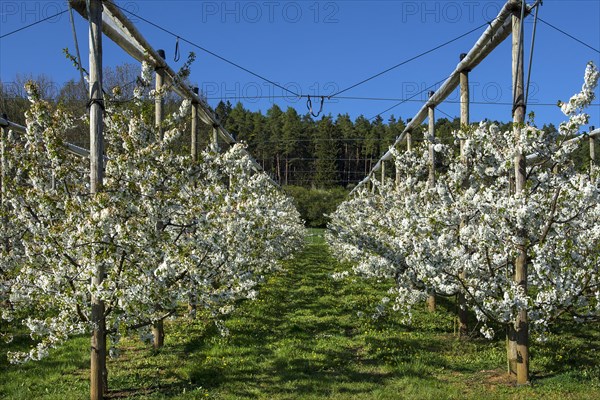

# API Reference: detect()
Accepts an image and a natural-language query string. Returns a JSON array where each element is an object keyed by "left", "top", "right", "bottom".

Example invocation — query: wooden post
[
  {"left": 427, "top": 90, "right": 436, "bottom": 313},
  {"left": 590, "top": 126, "right": 596, "bottom": 178},
  {"left": 460, "top": 53, "right": 470, "bottom": 157},
  {"left": 189, "top": 88, "right": 199, "bottom": 318},
  {"left": 458, "top": 53, "right": 470, "bottom": 337},
  {"left": 1, "top": 121, "right": 8, "bottom": 253},
  {"left": 189, "top": 87, "right": 199, "bottom": 317},
  {"left": 152, "top": 49, "right": 166, "bottom": 349},
  {"left": 510, "top": 4, "right": 529, "bottom": 385},
  {"left": 395, "top": 147, "right": 401, "bottom": 188},
  {"left": 428, "top": 91, "right": 436, "bottom": 188},
  {"left": 88, "top": 1, "right": 106, "bottom": 399},
  {"left": 155, "top": 49, "right": 166, "bottom": 141},
  {"left": 381, "top": 160, "right": 386, "bottom": 187},
  {"left": 406, "top": 118, "right": 413, "bottom": 153},
  {"left": 212, "top": 124, "right": 220, "bottom": 152},
  {"left": 191, "top": 87, "right": 199, "bottom": 162}
]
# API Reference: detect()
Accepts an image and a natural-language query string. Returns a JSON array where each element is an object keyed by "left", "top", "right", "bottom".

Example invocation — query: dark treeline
[{"left": 2, "top": 66, "right": 589, "bottom": 194}]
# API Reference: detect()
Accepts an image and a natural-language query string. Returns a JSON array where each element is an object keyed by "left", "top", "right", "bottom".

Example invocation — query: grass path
[{"left": 1, "top": 231, "right": 599, "bottom": 399}]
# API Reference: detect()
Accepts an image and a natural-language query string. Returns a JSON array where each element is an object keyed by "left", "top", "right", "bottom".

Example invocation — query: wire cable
[
  {"left": 525, "top": 1, "right": 542, "bottom": 105},
  {"left": 369, "top": 75, "right": 451, "bottom": 120},
  {"left": 113, "top": 4, "right": 301, "bottom": 98},
  {"left": 68, "top": 3, "right": 88, "bottom": 96},
  {"left": 330, "top": 22, "right": 490, "bottom": 98},
  {"left": 538, "top": 17, "right": 600, "bottom": 54},
  {"left": 0, "top": 9, "right": 68, "bottom": 39},
  {"left": 436, "top": 107, "right": 456, "bottom": 120},
  {"left": 202, "top": 95, "right": 599, "bottom": 108}
]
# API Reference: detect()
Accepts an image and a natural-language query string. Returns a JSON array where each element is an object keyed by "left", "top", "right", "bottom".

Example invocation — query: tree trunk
[
  {"left": 426, "top": 292, "right": 436, "bottom": 312},
  {"left": 457, "top": 290, "right": 468, "bottom": 337},
  {"left": 152, "top": 320, "right": 165, "bottom": 349}
]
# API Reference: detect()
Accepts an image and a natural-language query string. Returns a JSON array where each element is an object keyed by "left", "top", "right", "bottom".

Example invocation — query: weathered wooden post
[
  {"left": 406, "top": 118, "right": 413, "bottom": 153},
  {"left": 191, "top": 87, "right": 199, "bottom": 162},
  {"left": 155, "top": 49, "right": 166, "bottom": 141},
  {"left": 590, "top": 126, "right": 596, "bottom": 178},
  {"left": 426, "top": 90, "right": 436, "bottom": 313},
  {"left": 188, "top": 88, "right": 200, "bottom": 318},
  {"left": 510, "top": 1, "right": 529, "bottom": 385},
  {"left": 88, "top": 0, "right": 106, "bottom": 398},
  {"left": 0, "top": 117, "right": 7, "bottom": 253},
  {"left": 381, "top": 160, "right": 386, "bottom": 187},
  {"left": 212, "top": 124, "right": 220, "bottom": 152},
  {"left": 151, "top": 49, "right": 166, "bottom": 349},
  {"left": 458, "top": 52, "right": 470, "bottom": 337}
]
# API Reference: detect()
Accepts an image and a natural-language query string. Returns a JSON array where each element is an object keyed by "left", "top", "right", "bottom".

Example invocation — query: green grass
[{"left": 1, "top": 230, "right": 599, "bottom": 399}]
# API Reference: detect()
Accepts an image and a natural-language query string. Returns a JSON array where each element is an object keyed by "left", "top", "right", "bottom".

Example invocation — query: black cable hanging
[
  {"left": 307, "top": 95, "right": 325, "bottom": 118},
  {"left": 174, "top": 37, "right": 181, "bottom": 62}
]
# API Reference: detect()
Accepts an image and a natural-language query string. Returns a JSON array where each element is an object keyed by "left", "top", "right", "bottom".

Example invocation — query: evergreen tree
[{"left": 313, "top": 115, "right": 339, "bottom": 188}]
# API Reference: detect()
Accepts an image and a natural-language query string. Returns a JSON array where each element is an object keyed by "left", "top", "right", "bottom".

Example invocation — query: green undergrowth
[{"left": 1, "top": 229, "right": 599, "bottom": 399}]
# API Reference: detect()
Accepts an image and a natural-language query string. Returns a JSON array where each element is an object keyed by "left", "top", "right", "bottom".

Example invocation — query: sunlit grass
[{"left": 1, "top": 230, "right": 599, "bottom": 399}]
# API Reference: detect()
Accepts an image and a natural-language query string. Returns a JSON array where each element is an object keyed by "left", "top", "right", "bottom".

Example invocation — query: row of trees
[
  {"left": 326, "top": 63, "right": 600, "bottom": 383},
  {"left": 0, "top": 63, "right": 305, "bottom": 397}
]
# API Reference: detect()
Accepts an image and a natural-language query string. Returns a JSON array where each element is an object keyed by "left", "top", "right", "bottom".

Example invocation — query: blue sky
[{"left": 1, "top": 0, "right": 599, "bottom": 128}]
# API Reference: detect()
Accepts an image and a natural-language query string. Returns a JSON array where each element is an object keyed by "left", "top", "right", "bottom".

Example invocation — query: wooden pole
[
  {"left": 212, "top": 124, "right": 220, "bottom": 152},
  {"left": 381, "top": 160, "right": 386, "bottom": 187},
  {"left": 152, "top": 49, "right": 166, "bottom": 349},
  {"left": 155, "top": 49, "right": 166, "bottom": 141},
  {"left": 189, "top": 88, "right": 199, "bottom": 318},
  {"left": 427, "top": 90, "right": 436, "bottom": 313},
  {"left": 460, "top": 53, "right": 470, "bottom": 158},
  {"left": 458, "top": 53, "right": 470, "bottom": 337},
  {"left": 510, "top": 3, "right": 529, "bottom": 385},
  {"left": 1, "top": 121, "right": 8, "bottom": 253},
  {"left": 406, "top": 119, "right": 413, "bottom": 153},
  {"left": 191, "top": 87, "right": 199, "bottom": 162},
  {"left": 88, "top": 1, "right": 106, "bottom": 399},
  {"left": 590, "top": 126, "right": 596, "bottom": 178}
]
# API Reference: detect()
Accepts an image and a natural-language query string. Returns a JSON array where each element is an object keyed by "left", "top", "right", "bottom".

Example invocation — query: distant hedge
[{"left": 283, "top": 186, "right": 349, "bottom": 228}]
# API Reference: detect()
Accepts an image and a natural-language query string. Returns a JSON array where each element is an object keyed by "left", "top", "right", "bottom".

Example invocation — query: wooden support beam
[
  {"left": 152, "top": 52, "right": 166, "bottom": 350},
  {"left": 510, "top": 3, "right": 529, "bottom": 385},
  {"left": 427, "top": 90, "right": 436, "bottom": 313},
  {"left": 591, "top": 126, "right": 596, "bottom": 178},
  {"left": 87, "top": 1, "right": 106, "bottom": 399},
  {"left": 212, "top": 125, "right": 220, "bottom": 152},
  {"left": 155, "top": 49, "right": 166, "bottom": 141},
  {"left": 1, "top": 122, "right": 7, "bottom": 252},
  {"left": 428, "top": 91, "right": 436, "bottom": 188},
  {"left": 458, "top": 52, "right": 470, "bottom": 338},
  {"left": 191, "top": 87, "right": 199, "bottom": 162},
  {"left": 460, "top": 52, "right": 470, "bottom": 159}
]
